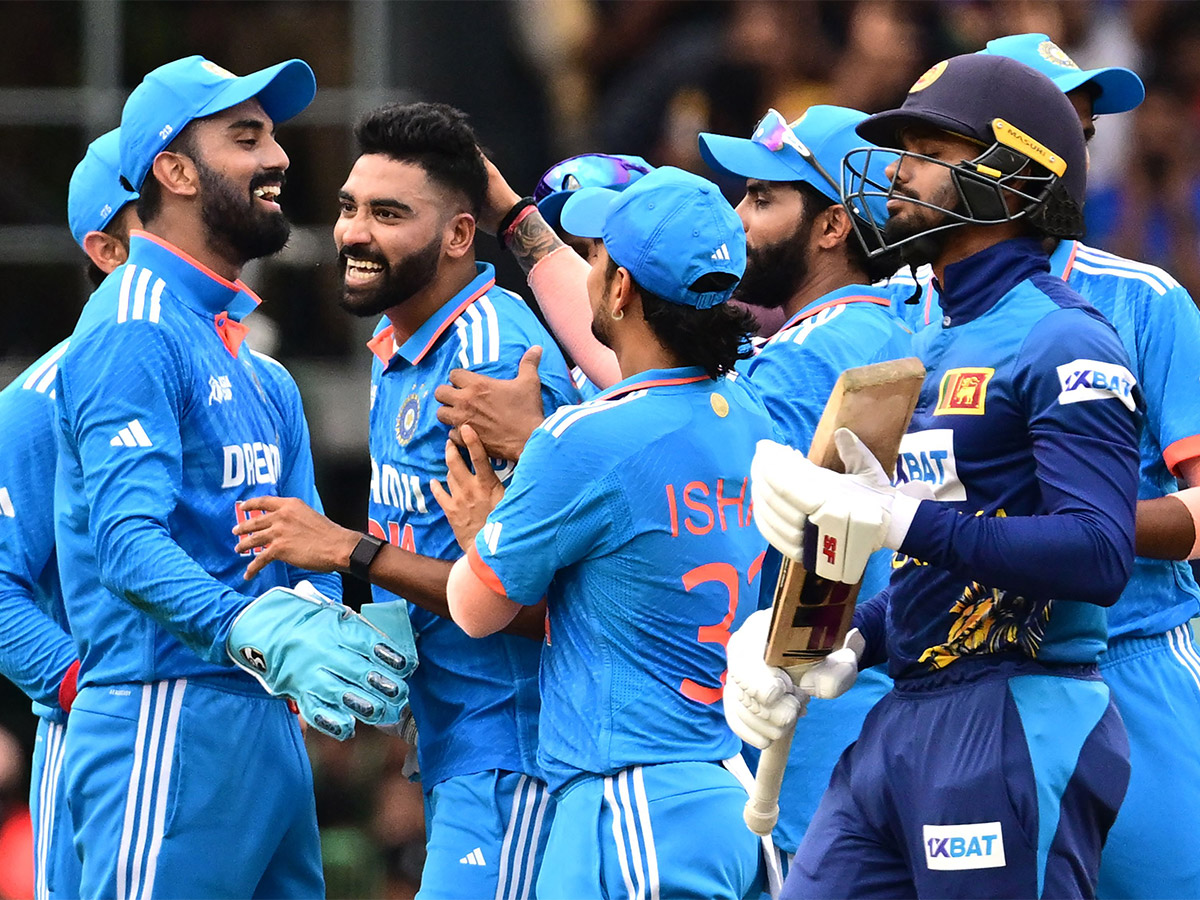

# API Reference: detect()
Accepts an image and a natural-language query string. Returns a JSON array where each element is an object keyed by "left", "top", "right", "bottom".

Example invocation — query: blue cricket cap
[
  {"left": 120, "top": 55, "right": 316, "bottom": 190},
  {"left": 981, "top": 34, "right": 1144, "bottom": 115},
  {"left": 68, "top": 128, "right": 139, "bottom": 248},
  {"left": 534, "top": 153, "right": 654, "bottom": 229},
  {"left": 560, "top": 166, "right": 745, "bottom": 309},
  {"left": 698, "top": 104, "right": 893, "bottom": 224}
]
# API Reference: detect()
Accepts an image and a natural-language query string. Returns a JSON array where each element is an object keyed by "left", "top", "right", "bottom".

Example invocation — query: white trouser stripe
[
  {"left": 140, "top": 679, "right": 187, "bottom": 900},
  {"left": 631, "top": 767, "right": 660, "bottom": 900},
  {"left": 504, "top": 778, "right": 538, "bottom": 900},
  {"left": 128, "top": 682, "right": 169, "bottom": 900},
  {"left": 1171, "top": 626, "right": 1200, "bottom": 693},
  {"left": 616, "top": 770, "right": 646, "bottom": 899},
  {"left": 36, "top": 723, "right": 62, "bottom": 900},
  {"left": 493, "top": 774, "right": 528, "bottom": 900},
  {"left": 517, "top": 783, "right": 550, "bottom": 900},
  {"left": 43, "top": 723, "right": 68, "bottom": 900},
  {"left": 603, "top": 776, "right": 638, "bottom": 900},
  {"left": 117, "top": 685, "right": 153, "bottom": 900}
]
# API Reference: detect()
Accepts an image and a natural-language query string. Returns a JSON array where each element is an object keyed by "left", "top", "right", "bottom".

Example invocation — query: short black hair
[
  {"left": 135, "top": 127, "right": 197, "bottom": 225},
  {"left": 790, "top": 181, "right": 896, "bottom": 282},
  {"left": 354, "top": 102, "right": 487, "bottom": 218},
  {"left": 607, "top": 257, "right": 755, "bottom": 379}
]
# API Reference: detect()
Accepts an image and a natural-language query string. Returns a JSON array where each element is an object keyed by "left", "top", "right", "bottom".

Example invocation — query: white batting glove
[
  {"left": 796, "top": 628, "right": 866, "bottom": 699},
  {"left": 751, "top": 429, "right": 925, "bottom": 584},
  {"left": 723, "top": 610, "right": 809, "bottom": 750}
]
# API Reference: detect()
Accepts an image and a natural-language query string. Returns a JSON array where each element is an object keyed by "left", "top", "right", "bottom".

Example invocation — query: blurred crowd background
[{"left": 2, "top": 1, "right": 1200, "bottom": 896}]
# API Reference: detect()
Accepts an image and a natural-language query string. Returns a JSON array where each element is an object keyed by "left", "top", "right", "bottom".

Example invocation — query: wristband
[
  {"left": 341, "top": 533, "right": 386, "bottom": 581},
  {"left": 497, "top": 196, "right": 536, "bottom": 250}
]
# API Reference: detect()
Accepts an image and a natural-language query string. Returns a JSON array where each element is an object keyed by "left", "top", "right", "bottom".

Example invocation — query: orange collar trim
[{"left": 130, "top": 229, "right": 262, "bottom": 304}]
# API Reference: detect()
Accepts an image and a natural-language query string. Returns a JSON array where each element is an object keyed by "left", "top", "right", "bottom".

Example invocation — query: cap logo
[
  {"left": 991, "top": 118, "right": 1067, "bottom": 176},
  {"left": 711, "top": 243, "right": 731, "bottom": 261},
  {"left": 1037, "top": 40, "right": 1080, "bottom": 70},
  {"left": 910, "top": 60, "right": 948, "bottom": 93},
  {"left": 201, "top": 60, "right": 237, "bottom": 79}
]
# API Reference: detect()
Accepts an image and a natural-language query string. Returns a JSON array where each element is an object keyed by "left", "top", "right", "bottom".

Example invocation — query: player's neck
[
  {"left": 143, "top": 208, "right": 244, "bottom": 283},
  {"left": 385, "top": 255, "right": 477, "bottom": 345},
  {"left": 611, "top": 312, "right": 684, "bottom": 380},
  {"left": 784, "top": 256, "right": 863, "bottom": 319}
]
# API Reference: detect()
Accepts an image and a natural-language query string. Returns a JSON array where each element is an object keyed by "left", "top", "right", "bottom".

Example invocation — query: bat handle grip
[{"left": 743, "top": 718, "right": 796, "bottom": 836}]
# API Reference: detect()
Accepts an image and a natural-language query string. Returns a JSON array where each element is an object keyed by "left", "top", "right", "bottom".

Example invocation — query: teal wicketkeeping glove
[{"left": 227, "top": 584, "right": 416, "bottom": 740}]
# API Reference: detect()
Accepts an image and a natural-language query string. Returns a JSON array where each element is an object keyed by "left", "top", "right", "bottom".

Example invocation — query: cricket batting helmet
[{"left": 841, "top": 53, "right": 1088, "bottom": 255}]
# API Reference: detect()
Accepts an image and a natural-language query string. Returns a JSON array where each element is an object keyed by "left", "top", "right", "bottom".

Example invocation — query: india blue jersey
[
  {"left": 1051, "top": 240, "right": 1200, "bottom": 638},
  {"left": 366, "top": 262, "right": 577, "bottom": 791},
  {"left": 55, "top": 232, "right": 340, "bottom": 688},
  {"left": 0, "top": 343, "right": 75, "bottom": 722},
  {"left": 870, "top": 239, "right": 1141, "bottom": 678},
  {"left": 877, "top": 266, "right": 938, "bottom": 333},
  {"left": 471, "top": 367, "right": 774, "bottom": 792}
]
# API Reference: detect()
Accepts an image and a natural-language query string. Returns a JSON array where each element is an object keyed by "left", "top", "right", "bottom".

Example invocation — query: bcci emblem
[
  {"left": 395, "top": 393, "right": 420, "bottom": 446},
  {"left": 1037, "top": 40, "right": 1080, "bottom": 70}
]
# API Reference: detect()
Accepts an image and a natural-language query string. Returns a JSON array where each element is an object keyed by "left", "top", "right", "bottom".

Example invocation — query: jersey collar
[
  {"left": 126, "top": 231, "right": 261, "bottom": 358},
  {"left": 938, "top": 237, "right": 1050, "bottom": 327},
  {"left": 367, "top": 262, "right": 496, "bottom": 368},
  {"left": 597, "top": 365, "right": 710, "bottom": 401},
  {"left": 777, "top": 284, "right": 892, "bottom": 333},
  {"left": 1049, "top": 239, "right": 1078, "bottom": 281},
  {"left": 127, "top": 230, "right": 263, "bottom": 320}
]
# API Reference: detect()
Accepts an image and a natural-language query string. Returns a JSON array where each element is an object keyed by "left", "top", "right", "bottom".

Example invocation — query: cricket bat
[{"left": 743, "top": 357, "right": 925, "bottom": 837}]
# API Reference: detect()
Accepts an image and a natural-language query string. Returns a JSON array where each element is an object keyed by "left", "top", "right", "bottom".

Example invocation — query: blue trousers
[
  {"left": 418, "top": 769, "right": 554, "bottom": 900},
  {"left": 64, "top": 677, "right": 323, "bottom": 899},
  {"left": 1098, "top": 626, "right": 1200, "bottom": 898},
  {"left": 784, "top": 660, "right": 1129, "bottom": 899},
  {"left": 538, "top": 762, "right": 762, "bottom": 900}
]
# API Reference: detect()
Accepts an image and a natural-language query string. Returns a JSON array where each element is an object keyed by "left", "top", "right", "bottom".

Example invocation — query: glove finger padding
[{"left": 227, "top": 586, "right": 413, "bottom": 737}]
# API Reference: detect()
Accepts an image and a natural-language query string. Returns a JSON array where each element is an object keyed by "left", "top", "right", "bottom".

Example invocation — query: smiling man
[
  {"left": 231, "top": 102, "right": 578, "bottom": 899},
  {"left": 54, "top": 57, "right": 415, "bottom": 898}
]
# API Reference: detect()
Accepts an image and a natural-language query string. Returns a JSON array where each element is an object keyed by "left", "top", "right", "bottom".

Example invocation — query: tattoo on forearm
[{"left": 509, "top": 212, "right": 566, "bottom": 276}]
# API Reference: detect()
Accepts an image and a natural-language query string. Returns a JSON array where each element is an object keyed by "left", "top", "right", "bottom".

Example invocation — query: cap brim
[
  {"left": 698, "top": 133, "right": 813, "bottom": 184},
  {"left": 856, "top": 108, "right": 983, "bottom": 149},
  {"left": 197, "top": 59, "right": 316, "bottom": 126},
  {"left": 536, "top": 191, "right": 571, "bottom": 230},
  {"left": 559, "top": 187, "right": 620, "bottom": 238},
  {"left": 1054, "top": 66, "right": 1145, "bottom": 115}
]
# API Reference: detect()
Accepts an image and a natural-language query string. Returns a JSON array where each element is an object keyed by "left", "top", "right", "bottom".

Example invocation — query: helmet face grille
[{"left": 840, "top": 144, "right": 1071, "bottom": 259}]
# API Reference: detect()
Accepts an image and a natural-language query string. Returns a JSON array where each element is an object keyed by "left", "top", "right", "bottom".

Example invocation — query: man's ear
[
  {"left": 82, "top": 231, "right": 129, "bottom": 276},
  {"left": 815, "top": 204, "right": 854, "bottom": 250},
  {"left": 444, "top": 212, "right": 477, "bottom": 259},
  {"left": 150, "top": 150, "right": 199, "bottom": 200}
]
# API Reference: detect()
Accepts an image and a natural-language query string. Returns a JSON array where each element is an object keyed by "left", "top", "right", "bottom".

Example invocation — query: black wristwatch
[{"left": 341, "top": 533, "right": 386, "bottom": 581}]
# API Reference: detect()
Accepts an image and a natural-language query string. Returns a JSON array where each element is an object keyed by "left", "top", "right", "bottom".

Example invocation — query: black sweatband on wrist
[{"left": 497, "top": 196, "right": 536, "bottom": 250}]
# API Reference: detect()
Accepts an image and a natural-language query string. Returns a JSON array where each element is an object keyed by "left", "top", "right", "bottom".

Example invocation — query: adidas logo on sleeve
[
  {"left": 110, "top": 420, "right": 153, "bottom": 448},
  {"left": 458, "top": 847, "right": 486, "bottom": 866}
]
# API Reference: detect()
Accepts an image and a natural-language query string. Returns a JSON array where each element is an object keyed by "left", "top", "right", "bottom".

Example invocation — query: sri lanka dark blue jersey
[{"left": 856, "top": 239, "right": 1141, "bottom": 679}]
